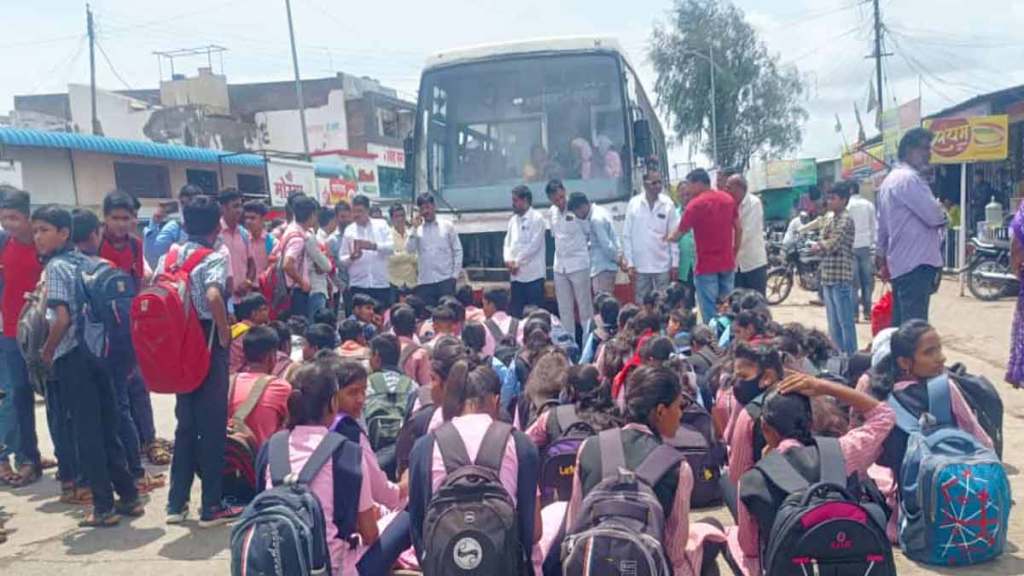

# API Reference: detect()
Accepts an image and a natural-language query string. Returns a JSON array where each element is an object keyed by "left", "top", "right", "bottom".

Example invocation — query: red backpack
[
  {"left": 131, "top": 245, "right": 214, "bottom": 394},
  {"left": 258, "top": 230, "right": 304, "bottom": 320}
]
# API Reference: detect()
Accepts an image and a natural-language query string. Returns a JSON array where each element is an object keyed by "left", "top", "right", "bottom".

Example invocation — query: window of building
[
  {"left": 377, "top": 107, "right": 400, "bottom": 139},
  {"left": 114, "top": 162, "right": 170, "bottom": 199},
  {"left": 186, "top": 168, "right": 218, "bottom": 193},
  {"left": 237, "top": 173, "right": 265, "bottom": 197}
]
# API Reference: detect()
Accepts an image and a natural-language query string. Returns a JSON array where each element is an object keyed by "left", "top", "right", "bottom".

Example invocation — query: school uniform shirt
[
  {"left": 250, "top": 231, "right": 275, "bottom": 276},
  {"left": 263, "top": 425, "right": 374, "bottom": 576},
  {"left": 1, "top": 236, "right": 43, "bottom": 338},
  {"left": 337, "top": 342, "right": 371, "bottom": 370},
  {"left": 44, "top": 250, "right": 90, "bottom": 361},
  {"left": 155, "top": 241, "right": 229, "bottom": 320},
  {"left": 339, "top": 218, "right": 394, "bottom": 290},
  {"left": 728, "top": 403, "right": 896, "bottom": 575},
  {"left": 622, "top": 193, "right": 680, "bottom": 274},
  {"left": 503, "top": 208, "right": 547, "bottom": 283},
  {"left": 735, "top": 194, "right": 768, "bottom": 273},
  {"left": 407, "top": 413, "right": 539, "bottom": 566},
  {"left": 548, "top": 205, "right": 590, "bottom": 275},
  {"left": 306, "top": 234, "right": 333, "bottom": 297},
  {"left": 565, "top": 423, "right": 697, "bottom": 575},
  {"left": 588, "top": 204, "right": 621, "bottom": 277},
  {"left": 399, "top": 336, "right": 431, "bottom": 387},
  {"left": 228, "top": 372, "right": 293, "bottom": 447},
  {"left": 229, "top": 321, "right": 253, "bottom": 373},
  {"left": 280, "top": 223, "right": 309, "bottom": 289},
  {"left": 99, "top": 232, "right": 145, "bottom": 284},
  {"left": 481, "top": 311, "right": 516, "bottom": 357},
  {"left": 406, "top": 219, "right": 463, "bottom": 285},
  {"left": 334, "top": 413, "right": 403, "bottom": 510},
  {"left": 220, "top": 220, "right": 253, "bottom": 290}
]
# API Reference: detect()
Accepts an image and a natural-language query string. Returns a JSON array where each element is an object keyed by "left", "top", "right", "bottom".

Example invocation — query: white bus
[{"left": 405, "top": 37, "right": 669, "bottom": 281}]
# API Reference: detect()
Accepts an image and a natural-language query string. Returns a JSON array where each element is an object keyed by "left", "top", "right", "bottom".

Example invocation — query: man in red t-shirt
[
  {"left": 668, "top": 168, "right": 742, "bottom": 323},
  {"left": 0, "top": 187, "right": 44, "bottom": 485}
]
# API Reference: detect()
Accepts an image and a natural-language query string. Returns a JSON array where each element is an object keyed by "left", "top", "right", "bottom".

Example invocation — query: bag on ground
[
  {"left": 889, "top": 375, "right": 1011, "bottom": 566},
  {"left": 561, "top": 428, "right": 684, "bottom": 576},
  {"left": 421, "top": 421, "right": 523, "bottom": 576},
  {"left": 131, "top": 246, "right": 213, "bottom": 394}
]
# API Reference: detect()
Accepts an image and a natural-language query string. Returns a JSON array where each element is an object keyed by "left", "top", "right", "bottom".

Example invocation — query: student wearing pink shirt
[
  {"left": 228, "top": 327, "right": 294, "bottom": 448},
  {"left": 255, "top": 363, "right": 377, "bottom": 576},
  {"left": 480, "top": 286, "right": 519, "bottom": 357},
  {"left": 392, "top": 304, "right": 431, "bottom": 386},
  {"left": 731, "top": 373, "right": 896, "bottom": 575},
  {"left": 218, "top": 189, "right": 256, "bottom": 301},
  {"left": 455, "top": 284, "right": 485, "bottom": 324},
  {"left": 242, "top": 200, "right": 274, "bottom": 275}
]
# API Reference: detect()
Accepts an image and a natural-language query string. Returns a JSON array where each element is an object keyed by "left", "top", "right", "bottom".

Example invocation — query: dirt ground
[{"left": 0, "top": 279, "right": 1021, "bottom": 575}]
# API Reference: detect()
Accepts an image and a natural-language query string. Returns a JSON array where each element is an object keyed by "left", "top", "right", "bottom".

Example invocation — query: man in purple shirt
[{"left": 876, "top": 128, "right": 946, "bottom": 326}]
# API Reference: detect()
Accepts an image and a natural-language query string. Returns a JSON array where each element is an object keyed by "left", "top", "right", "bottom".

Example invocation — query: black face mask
[{"left": 734, "top": 373, "right": 764, "bottom": 405}]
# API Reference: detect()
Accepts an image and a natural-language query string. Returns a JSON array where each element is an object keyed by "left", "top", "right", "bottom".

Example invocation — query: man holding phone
[{"left": 338, "top": 194, "right": 394, "bottom": 308}]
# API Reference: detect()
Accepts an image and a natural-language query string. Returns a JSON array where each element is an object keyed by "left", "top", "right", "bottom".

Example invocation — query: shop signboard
[
  {"left": 841, "top": 144, "right": 886, "bottom": 180},
  {"left": 367, "top": 143, "right": 406, "bottom": 169},
  {"left": 748, "top": 158, "right": 817, "bottom": 192},
  {"left": 313, "top": 151, "right": 380, "bottom": 206},
  {"left": 923, "top": 115, "right": 1009, "bottom": 164},
  {"left": 266, "top": 157, "right": 317, "bottom": 207}
]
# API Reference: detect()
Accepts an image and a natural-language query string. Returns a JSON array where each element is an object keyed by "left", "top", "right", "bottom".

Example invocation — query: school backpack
[
  {"left": 743, "top": 437, "right": 896, "bottom": 576},
  {"left": 223, "top": 374, "right": 274, "bottom": 505},
  {"left": 539, "top": 405, "right": 595, "bottom": 505},
  {"left": 231, "top": 430, "right": 360, "bottom": 576},
  {"left": 667, "top": 401, "right": 726, "bottom": 508},
  {"left": 364, "top": 370, "right": 416, "bottom": 453},
  {"left": 561, "top": 429, "right": 685, "bottom": 576},
  {"left": 131, "top": 245, "right": 213, "bottom": 394},
  {"left": 948, "top": 363, "right": 1004, "bottom": 458},
  {"left": 258, "top": 230, "right": 304, "bottom": 321},
  {"left": 394, "top": 386, "right": 436, "bottom": 479},
  {"left": 889, "top": 375, "right": 1011, "bottom": 566},
  {"left": 74, "top": 256, "right": 137, "bottom": 361},
  {"left": 421, "top": 421, "right": 523, "bottom": 576},
  {"left": 485, "top": 317, "right": 520, "bottom": 346},
  {"left": 16, "top": 278, "right": 50, "bottom": 395},
  {"left": 515, "top": 396, "right": 559, "bottom": 431}
]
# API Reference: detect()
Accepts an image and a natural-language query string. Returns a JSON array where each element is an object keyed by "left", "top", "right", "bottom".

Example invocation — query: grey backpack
[
  {"left": 561, "top": 428, "right": 685, "bottom": 576},
  {"left": 421, "top": 421, "right": 523, "bottom": 576},
  {"left": 16, "top": 278, "right": 49, "bottom": 395}
]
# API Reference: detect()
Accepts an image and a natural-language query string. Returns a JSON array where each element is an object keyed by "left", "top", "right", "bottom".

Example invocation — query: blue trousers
[
  {"left": 824, "top": 282, "right": 858, "bottom": 356},
  {"left": 0, "top": 336, "right": 39, "bottom": 466},
  {"left": 695, "top": 271, "right": 736, "bottom": 324},
  {"left": 107, "top": 349, "right": 145, "bottom": 478}
]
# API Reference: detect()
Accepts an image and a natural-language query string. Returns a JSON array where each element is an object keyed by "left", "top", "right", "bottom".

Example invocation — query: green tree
[{"left": 650, "top": 0, "right": 808, "bottom": 170}]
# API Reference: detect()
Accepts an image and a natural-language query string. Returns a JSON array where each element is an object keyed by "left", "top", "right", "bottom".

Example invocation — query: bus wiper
[{"left": 434, "top": 189, "right": 462, "bottom": 220}]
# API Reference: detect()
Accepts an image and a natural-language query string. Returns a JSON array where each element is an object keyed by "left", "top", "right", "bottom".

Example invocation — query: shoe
[
  {"left": 863, "top": 313, "right": 871, "bottom": 323},
  {"left": 166, "top": 506, "right": 190, "bottom": 525},
  {"left": 198, "top": 504, "right": 243, "bottom": 528}
]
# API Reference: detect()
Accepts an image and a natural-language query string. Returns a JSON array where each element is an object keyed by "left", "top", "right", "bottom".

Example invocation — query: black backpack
[
  {"left": 230, "top": 431, "right": 361, "bottom": 576},
  {"left": 666, "top": 401, "right": 726, "bottom": 508},
  {"left": 486, "top": 317, "right": 521, "bottom": 365},
  {"left": 539, "top": 405, "right": 595, "bottom": 506},
  {"left": 394, "top": 386, "right": 436, "bottom": 479},
  {"left": 743, "top": 392, "right": 769, "bottom": 464},
  {"left": 949, "top": 363, "right": 1004, "bottom": 458},
  {"left": 421, "top": 421, "right": 523, "bottom": 576},
  {"left": 741, "top": 437, "right": 896, "bottom": 576},
  {"left": 515, "top": 396, "right": 559, "bottom": 431}
]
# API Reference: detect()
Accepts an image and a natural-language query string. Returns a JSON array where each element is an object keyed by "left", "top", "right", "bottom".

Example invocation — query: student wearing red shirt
[
  {"left": 0, "top": 188, "right": 44, "bottom": 486},
  {"left": 100, "top": 191, "right": 167, "bottom": 468},
  {"left": 669, "top": 168, "right": 741, "bottom": 324}
]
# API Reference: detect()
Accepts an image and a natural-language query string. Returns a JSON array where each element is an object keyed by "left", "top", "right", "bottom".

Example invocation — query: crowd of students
[{"left": 0, "top": 178, "right": 1007, "bottom": 575}]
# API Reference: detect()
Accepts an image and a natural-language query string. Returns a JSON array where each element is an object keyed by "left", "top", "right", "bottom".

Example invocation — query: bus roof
[{"left": 424, "top": 36, "right": 631, "bottom": 71}]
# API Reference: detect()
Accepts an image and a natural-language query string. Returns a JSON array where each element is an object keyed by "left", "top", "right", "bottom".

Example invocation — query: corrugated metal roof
[{"left": 0, "top": 127, "right": 265, "bottom": 168}]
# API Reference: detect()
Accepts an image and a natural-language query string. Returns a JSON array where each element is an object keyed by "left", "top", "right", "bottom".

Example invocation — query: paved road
[{"left": 1, "top": 280, "right": 1021, "bottom": 575}]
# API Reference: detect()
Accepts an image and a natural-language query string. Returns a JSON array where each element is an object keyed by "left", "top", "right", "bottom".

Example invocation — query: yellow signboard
[{"left": 923, "top": 115, "right": 1009, "bottom": 164}]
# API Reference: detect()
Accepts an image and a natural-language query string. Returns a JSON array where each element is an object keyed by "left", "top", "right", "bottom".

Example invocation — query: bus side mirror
[
  {"left": 633, "top": 119, "right": 652, "bottom": 160},
  {"left": 403, "top": 135, "right": 414, "bottom": 186}
]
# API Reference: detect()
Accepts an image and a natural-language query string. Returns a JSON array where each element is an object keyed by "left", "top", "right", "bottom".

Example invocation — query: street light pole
[
  {"left": 284, "top": 0, "right": 310, "bottom": 158},
  {"left": 709, "top": 44, "right": 718, "bottom": 168}
]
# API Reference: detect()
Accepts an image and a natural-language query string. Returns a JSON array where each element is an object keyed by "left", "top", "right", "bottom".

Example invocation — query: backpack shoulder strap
[
  {"left": 399, "top": 342, "right": 421, "bottom": 367},
  {"left": 888, "top": 394, "right": 921, "bottom": 433},
  {"left": 635, "top": 444, "right": 685, "bottom": 487},
  {"left": 232, "top": 375, "right": 274, "bottom": 427},
  {"left": 598, "top": 428, "right": 626, "bottom": 479},
  {"left": 474, "top": 421, "right": 513, "bottom": 473},
  {"left": 554, "top": 404, "right": 581, "bottom": 434},
  {"left": 368, "top": 372, "right": 389, "bottom": 395},
  {"left": 755, "top": 451, "right": 811, "bottom": 494},
  {"left": 509, "top": 318, "right": 519, "bottom": 339},
  {"left": 815, "top": 436, "right": 847, "bottom": 486},
  {"left": 927, "top": 374, "right": 954, "bottom": 426},
  {"left": 417, "top": 384, "right": 434, "bottom": 407},
  {"left": 268, "top": 431, "right": 294, "bottom": 486},
  {"left": 296, "top": 432, "right": 345, "bottom": 485},
  {"left": 180, "top": 247, "right": 213, "bottom": 274},
  {"left": 434, "top": 421, "right": 472, "bottom": 474},
  {"left": 484, "top": 318, "right": 505, "bottom": 342}
]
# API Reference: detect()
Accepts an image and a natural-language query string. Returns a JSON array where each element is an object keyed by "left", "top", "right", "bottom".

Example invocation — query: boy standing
[
  {"left": 0, "top": 188, "right": 44, "bottom": 487},
  {"left": 281, "top": 195, "right": 319, "bottom": 320},
  {"left": 157, "top": 195, "right": 238, "bottom": 526},
  {"left": 36, "top": 205, "right": 141, "bottom": 527},
  {"left": 218, "top": 188, "right": 256, "bottom": 301},
  {"left": 815, "top": 181, "right": 858, "bottom": 356},
  {"left": 243, "top": 200, "right": 275, "bottom": 275}
]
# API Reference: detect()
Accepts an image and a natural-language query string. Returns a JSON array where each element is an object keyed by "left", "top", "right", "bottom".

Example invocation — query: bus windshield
[{"left": 418, "top": 52, "right": 629, "bottom": 211}]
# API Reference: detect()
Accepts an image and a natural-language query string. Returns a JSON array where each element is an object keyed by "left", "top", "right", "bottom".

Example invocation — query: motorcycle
[
  {"left": 765, "top": 235, "right": 822, "bottom": 305},
  {"left": 966, "top": 236, "right": 1019, "bottom": 301}
]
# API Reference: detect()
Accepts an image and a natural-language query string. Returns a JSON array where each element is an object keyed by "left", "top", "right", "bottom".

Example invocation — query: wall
[
  {"left": 4, "top": 147, "right": 76, "bottom": 205},
  {"left": 254, "top": 89, "right": 348, "bottom": 154},
  {"left": 68, "top": 84, "right": 155, "bottom": 140},
  {"left": 160, "top": 68, "right": 230, "bottom": 114}
]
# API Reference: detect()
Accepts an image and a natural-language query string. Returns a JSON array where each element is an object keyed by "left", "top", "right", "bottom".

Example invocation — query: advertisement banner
[
  {"left": 313, "top": 152, "right": 380, "bottom": 205},
  {"left": 367, "top": 143, "right": 406, "bottom": 170},
  {"left": 923, "top": 115, "right": 1009, "bottom": 164},
  {"left": 882, "top": 99, "right": 921, "bottom": 165},
  {"left": 841, "top": 144, "right": 886, "bottom": 180},
  {"left": 267, "top": 158, "right": 317, "bottom": 207},
  {"left": 748, "top": 158, "right": 817, "bottom": 192}
]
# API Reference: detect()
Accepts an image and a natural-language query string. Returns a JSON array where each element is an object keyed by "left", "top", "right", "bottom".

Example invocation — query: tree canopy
[{"left": 650, "top": 0, "right": 808, "bottom": 170}]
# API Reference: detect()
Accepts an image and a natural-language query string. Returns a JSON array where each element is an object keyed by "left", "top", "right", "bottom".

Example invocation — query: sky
[{"left": 2, "top": 0, "right": 1022, "bottom": 175}]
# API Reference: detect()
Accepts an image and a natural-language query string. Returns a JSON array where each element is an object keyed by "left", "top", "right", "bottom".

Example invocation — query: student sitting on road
[
  {"left": 230, "top": 293, "right": 270, "bottom": 373},
  {"left": 303, "top": 323, "right": 338, "bottom": 362},
  {"left": 229, "top": 327, "right": 293, "bottom": 448},
  {"left": 336, "top": 318, "right": 371, "bottom": 369}
]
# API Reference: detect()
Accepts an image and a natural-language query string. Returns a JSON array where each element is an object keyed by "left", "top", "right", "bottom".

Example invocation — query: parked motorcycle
[
  {"left": 966, "top": 236, "right": 1019, "bottom": 301},
  {"left": 765, "top": 236, "right": 822, "bottom": 305}
]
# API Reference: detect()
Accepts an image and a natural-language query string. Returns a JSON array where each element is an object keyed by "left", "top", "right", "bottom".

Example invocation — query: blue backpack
[
  {"left": 75, "top": 256, "right": 136, "bottom": 361},
  {"left": 889, "top": 375, "right": 1011, "bottom": 566}
]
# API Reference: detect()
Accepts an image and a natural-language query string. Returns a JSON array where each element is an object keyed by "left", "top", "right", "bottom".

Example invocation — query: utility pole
[
  {"left": 284, "top": 0, "right": 310, "bottom": 157},
  {"left": 87, "top": 4, "right": 101, "bottom": 135},
  {"left": 872, "top": 0, "right": 885, "bottom": 127},
  {"left": 709, "top": 44, "right": 718, "bottom": 168}
]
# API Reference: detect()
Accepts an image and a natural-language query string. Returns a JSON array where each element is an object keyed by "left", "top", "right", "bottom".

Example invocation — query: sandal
[
  {"left": 0, "top": 462, "right": 16, "bottom": 485},
  {"left": 39, "top": 457, "right": 58, "bottom": 470},
  {"left": 60, "top": 486, "right": 94, "bottom": 506},
  {"left": 136, "top": 473, "right": 166, "bottom": 494},
  {"left": 9, "top": 463, "right": 40, "bottom": 488},
  {"left": 79, "top": 510, "right": 121, "bottom": 528},
  {"left": 144, "top": 442, "right": 172, "bottom": 466},
  {"left": 114, "top": 498, "right": 146, "bottom": 518}
]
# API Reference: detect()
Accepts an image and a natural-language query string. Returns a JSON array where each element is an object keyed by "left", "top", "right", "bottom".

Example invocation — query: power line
[{"left": 95, "top": 39, "right": 134, "bottom": 90}]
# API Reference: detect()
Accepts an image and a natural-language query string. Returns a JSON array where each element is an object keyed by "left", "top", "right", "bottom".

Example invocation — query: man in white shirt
[
  {"left": 545, "top": 180, "right": 592, "bottom": 343},
  {"left": 503, "top": 185, "right": 547, "bottom": 317},
  {"left": 846, "top": 182, "right": 877, "bottom": 321},
  {"left": 623, "top": 170, "right": 680, "bottom": 304},
  {"left": 569, "top": 192, "right": 621, "bottom": 295},
  {"left": 727, "top": 174, "right": 768, "bottom": 295},
  {"left": 407, "top": 193, "right": 464, "bottom": 307},
  {"left": 338, "top": 194, "right": 394, "bottom": 308}
]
